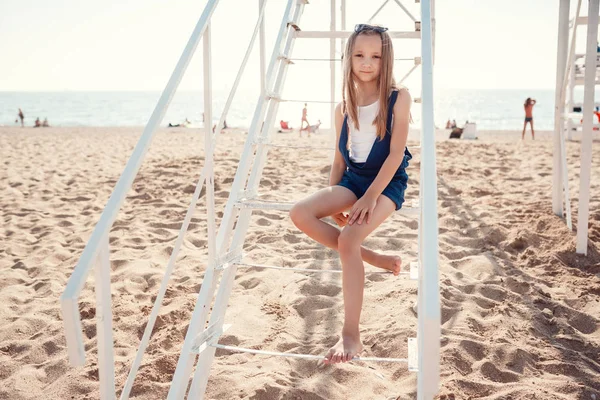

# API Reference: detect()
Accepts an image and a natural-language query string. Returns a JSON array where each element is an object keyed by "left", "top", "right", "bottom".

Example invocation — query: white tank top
[{"left": 348, "top": 99, "right": 379, "bottom": 163}]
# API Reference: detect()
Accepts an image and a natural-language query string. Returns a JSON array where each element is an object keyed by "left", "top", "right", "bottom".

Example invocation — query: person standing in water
[
  {"left": 18, "top": 108, "right": 24, "bottom": 127},
  {"left": 522, "top": 97, "right": 536, "bottom": 140}
]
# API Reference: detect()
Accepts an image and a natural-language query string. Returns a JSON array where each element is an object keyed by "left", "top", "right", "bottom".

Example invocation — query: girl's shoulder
[
  {"left": 389, "top": 86, "right": 410, "bottom": 99},
  {"left": 392, "top": 86, "right": 412, "bottom": 107}
]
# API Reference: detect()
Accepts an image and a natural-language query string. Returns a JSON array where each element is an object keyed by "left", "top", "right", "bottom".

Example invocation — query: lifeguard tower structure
[
  {"left": 60, "top": 0, "right": 441, "bottom": 398},
  {"left": 553, "top": 0, "right": 599, "bottom": 254}
]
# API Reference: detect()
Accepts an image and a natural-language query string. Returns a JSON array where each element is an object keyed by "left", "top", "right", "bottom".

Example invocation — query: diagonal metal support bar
[
  {"left": 368, "top": 0, "right": 391, "bottom": 23},
  {"left": 399, "top": 63, "right": 420, "bottom": 84},
  {"left": 393, "top": 0, "right": 417, "bottom": 21}
]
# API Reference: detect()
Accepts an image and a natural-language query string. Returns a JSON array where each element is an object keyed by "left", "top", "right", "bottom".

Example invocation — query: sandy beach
[{"left": 1, "top": 126, "right": 599, "bottom": 399}]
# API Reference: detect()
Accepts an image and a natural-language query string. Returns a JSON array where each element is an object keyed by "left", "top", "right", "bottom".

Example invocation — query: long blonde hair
[{"left": 342, "top": 27, "right": 396, "bottom": 141}]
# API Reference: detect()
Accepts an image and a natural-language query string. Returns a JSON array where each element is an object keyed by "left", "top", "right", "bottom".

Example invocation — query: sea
[{"left": 1, "top": 88, "right": 598, "bottom": 131}]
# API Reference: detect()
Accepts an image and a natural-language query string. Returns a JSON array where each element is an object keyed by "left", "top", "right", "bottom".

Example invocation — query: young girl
[{"left": 289, "top": 24, "right": 412, "bottom": 364}]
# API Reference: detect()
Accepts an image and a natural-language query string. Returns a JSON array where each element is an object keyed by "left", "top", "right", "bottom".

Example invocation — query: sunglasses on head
[{"left": 354, "top": 24, "right": 388, "bottom": 34}]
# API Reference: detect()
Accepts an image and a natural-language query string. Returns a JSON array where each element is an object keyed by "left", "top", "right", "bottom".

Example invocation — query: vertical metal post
[
  {"left": 553, "top": 0, "right": 570, "bottom": 217},
  {"left": 576, "top": 0, "right": 599, "bottom": 254},
  {"left": 432, "top": 0, "right": 436, "bottom": 64},
  {"left": 567, "top": 64, "right": 575, "bottom": 140},
  {"left": 166, "top": 19, "right": 221, "bottom": 400},
  {"left": 259, "top": 0, "right": 267, "bottom": 97},
  {"left": 203, "top": 24, "right": 217, "bottom": 278},
  {"left": 95, "top": 237, "right": 116, "bottom": 400},
  {"left": 330, "top": 0, "right": 336, "bottom": 122},
  {"left": 341, "top": 0, "right": 346, "bottom": 51},
  {"left": 418, "top": 0, "right": 440, "bottom": 399},
  {"left": 563, "top": 0, "right": 583, "bottom": 143},
  {"left": 330, "top": 0, "right": 337, "bottom": 162}
]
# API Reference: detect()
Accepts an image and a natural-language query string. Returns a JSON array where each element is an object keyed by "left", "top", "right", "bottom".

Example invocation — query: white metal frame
[
  {"left": 60, "top": 0, "right": 221, "bottom": 393},
  {"left": 576, "top": 0, "right": 599, "bottom": 253},
  {"left": 554, "top": 0, "right": 599, "bottom": 254},
  {"left": 417, "top": 1, "right": 440, "bottom": 397},
  {"left": 60, "top": 0, "right": 440, "bottom": 399}
]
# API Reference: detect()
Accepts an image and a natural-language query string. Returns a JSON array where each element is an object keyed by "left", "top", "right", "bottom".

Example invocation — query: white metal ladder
[
  {"left": 59, "top": 0, "right": 440, "bottom": 399},
  {"left": 169, "top": 1, "right": 439, "bottom": 399}
]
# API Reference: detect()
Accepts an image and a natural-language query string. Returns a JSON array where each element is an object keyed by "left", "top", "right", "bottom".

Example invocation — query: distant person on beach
[
  {"left": 278, "top": 120, "right": 293, "bottom": 133},
  {"left": 522, "top": 97, "right": 536, "bottom": 140},
  {"left": 168, "top": 118, "right": 191, "bottom": 128},
  {"left": 42, "top": 118, "right": 49, "bottom": 127},
  {"left": 307, "top": 119, "right": 322, "bottom": 134},
  {"left": 34, "top": 117, "right": 41, "bottom": 128},
  {"left": 451, "top": 119, "right": 457, "bottom": 129},
  {"left": 445, "top": 119, "right": 452, "bottom": 129},
  {"left": 18, "top": 108, "right": 24, "bottom": 127},
  {"left": 289, "top": 24, "right": 412, "bottom": 364},
  {"left": 299, "top": 103, "right": 310, "bottom": 137},
  {"left": 212, "top": 120, "right": 228, "bottom": 133}
]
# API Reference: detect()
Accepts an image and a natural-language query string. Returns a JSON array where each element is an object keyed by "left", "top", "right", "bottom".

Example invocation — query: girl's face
[{"left": 351, "top": 34, "right": 383, "bottom": 84}]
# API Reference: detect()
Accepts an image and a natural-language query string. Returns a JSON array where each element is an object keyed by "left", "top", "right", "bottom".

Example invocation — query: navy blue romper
[{"left": 336, "top": 89, "right": 412, "bottom": 210}]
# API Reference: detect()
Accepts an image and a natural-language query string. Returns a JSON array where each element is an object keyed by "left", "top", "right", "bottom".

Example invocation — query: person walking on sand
[
  {"left": 289, "top": 23, "right": 412, "bottom": 364},
  {"left": 299, "top": 103, "right": 310, "bottom": 137},
  {"left": 18, "top": 108, "right": 24, "bottom": 127},
  {"left": 522, "top": 97, "right": 536, "bottom": 140}
]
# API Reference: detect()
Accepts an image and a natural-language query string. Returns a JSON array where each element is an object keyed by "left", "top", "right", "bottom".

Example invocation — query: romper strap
[{"left": 386, "top": 89, "right": 400, "bottom": 135}]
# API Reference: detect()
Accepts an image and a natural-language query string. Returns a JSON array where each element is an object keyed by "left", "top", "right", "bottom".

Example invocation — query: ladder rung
[
  {"left": 223, "top": 260, "right": 419, "bottom": 280},
  {"left": 236, "top": 199, "right": 294, "bottom": 211},
  {"left": 235, "top": 198, "right": 420, "bottom": 216},
  {"left": 254, "top": 142, "right": 334, "bottom": 151},
  {"left": 205, "top": 343, "right": 409, "bottom": 363},
  {"left": 295, "top": 31, "right": 421, "bottom": 39},
  {"left": 288, "top": 22, "right": 301, "bottom": 31}
]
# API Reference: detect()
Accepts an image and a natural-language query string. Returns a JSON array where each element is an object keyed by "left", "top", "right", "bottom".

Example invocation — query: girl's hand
[
  {"left": 348, "top": 195, "right": 377, "bottom": 225},
  {"left": 332, "top": 212, "right": 348, "bottom": 227}
]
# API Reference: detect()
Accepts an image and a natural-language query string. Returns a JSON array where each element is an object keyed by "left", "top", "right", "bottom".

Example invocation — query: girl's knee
[
  {"left": 338, "top": 229, "right": 360, "bottom": 253},
  {"left": 289, "top": 203, "right": 309, "bottom": 227}
]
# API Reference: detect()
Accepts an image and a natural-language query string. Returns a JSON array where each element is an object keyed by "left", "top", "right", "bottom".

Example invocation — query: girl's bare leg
[
  {"left": 530, "top": 120, "right": 535, "bottom": 139},
  {"left": 289, "top": 186, "right": 401, "bottom": 274},
  {"left": 324, "top": 195, "right": 397, "bottom": 364},
  {"left": 522, "top": 120, "right": 527, "bottom": 140}
]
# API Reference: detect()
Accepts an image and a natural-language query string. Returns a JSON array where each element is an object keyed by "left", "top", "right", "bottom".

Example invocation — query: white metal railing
[
  {"left": 60, "top": 0, "right": 220, "bottom": 372},
  {"left": 58, "top": 0, "right": 280, "bottom": 398},
  {"left": 118, "top": 4, "right": 271, "bottom": 397}
]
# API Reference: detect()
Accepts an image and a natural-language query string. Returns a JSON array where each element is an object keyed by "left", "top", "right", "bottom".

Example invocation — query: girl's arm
[
  {"left": 329, "top": 102, "right": 346, "bottom": 186},
  {"left": 348, "top": 89, "right": 411, "bottom": 225},
  {"left": 363, "top": 89, "right": 411, "bottom": 199}
]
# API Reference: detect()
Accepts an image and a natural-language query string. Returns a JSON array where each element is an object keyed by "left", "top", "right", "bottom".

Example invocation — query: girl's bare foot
[
  {"left": 373, "top": 253, "right": 402, "bottom": 276},
  {"left": 324, "top": 334, "right": 364, "bottom": 364}
]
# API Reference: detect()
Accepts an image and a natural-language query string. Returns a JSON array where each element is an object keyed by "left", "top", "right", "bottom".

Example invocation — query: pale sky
[{"left": 0, "top": 0, "right": 592, "bottom": 93}]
